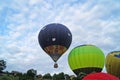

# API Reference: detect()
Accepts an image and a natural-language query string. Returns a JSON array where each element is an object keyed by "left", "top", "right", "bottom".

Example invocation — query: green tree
[
  {"left": 43, "top": 73, "right": 52, "bottom": 79},
  {"left": 58, "top": 72, "right": 65, "bottom": 79},
  {"left": 0, "top": 60, "right": 6, "bottom": 73},
  {"left": 26, "top": 69, "right": 37, "bottom": 80},
  {"left": 0, "top": 74, "right": 12, "bottom": 80},
  {"left": 53, "top": 74, "right": 57, "bottom": 80},
  {"left": 19, "top": 73, "right": 27, "bottom": 80},
  {"left": 52, "top": 72, "right": 65, "bottom": 80},
  {"left": 64, "top": 74, "right": 70, "bottom": 80}
]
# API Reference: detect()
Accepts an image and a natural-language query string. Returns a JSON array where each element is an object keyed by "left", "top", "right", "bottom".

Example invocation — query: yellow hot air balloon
[{"left": 105, "top": 51, "right": 120, "bottom": 78}]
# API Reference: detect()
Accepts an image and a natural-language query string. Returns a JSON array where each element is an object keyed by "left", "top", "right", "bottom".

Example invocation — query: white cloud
[{"left": 29, "top": 0, "right": 42, "bottom": 6}]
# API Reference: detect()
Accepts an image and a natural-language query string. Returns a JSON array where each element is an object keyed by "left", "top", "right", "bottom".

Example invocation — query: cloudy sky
[{"left": 0, "top": 0, "right": 120, "bottom": 75}]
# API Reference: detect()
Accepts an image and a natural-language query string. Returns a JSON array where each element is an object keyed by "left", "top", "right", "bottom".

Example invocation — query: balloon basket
[{"left": 54, "top": 63, "right": 58, "bottom": 68}]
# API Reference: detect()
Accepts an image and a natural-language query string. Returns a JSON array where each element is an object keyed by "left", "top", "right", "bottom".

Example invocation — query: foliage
[
  {"left": 0, "top": 74, "right": 19, "bottom": 80},
  {"left": 0, "top": 60, "right": 6, "bottom": 72},
  {"left": 64, "top": 74, "right": 70, "bottom": 80},
  {"left": 26, "top": 69, "right": 37, "bottom": 80},
  {"left": 42, "top": 73, "right": 52, "bottom": 79},
  {"left": 0, "top": 69, "right": 88, "bottom": 80}
]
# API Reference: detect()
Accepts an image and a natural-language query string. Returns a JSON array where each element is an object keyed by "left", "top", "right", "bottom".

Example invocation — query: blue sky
[{"left": 0, "top": 0, "right": 120, "bottom": 75}]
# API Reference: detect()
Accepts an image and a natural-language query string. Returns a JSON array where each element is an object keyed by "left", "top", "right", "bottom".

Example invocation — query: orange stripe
[{"left": 44, "top": 45, "right": 67, "bottom": 54}]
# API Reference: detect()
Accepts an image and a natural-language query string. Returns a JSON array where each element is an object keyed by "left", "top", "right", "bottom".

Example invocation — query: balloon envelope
[
  {"left": 68, "top": 44, "right": 105, "bottom": 75},
  {"left": 83, "top": 72, "right": 119, "bottom": 80},
  {"left": 38, "top": 23, "right": 72, "bottom": 63},
  {"left": 105, "top": 51, "right": 120, "bottom": 77}
]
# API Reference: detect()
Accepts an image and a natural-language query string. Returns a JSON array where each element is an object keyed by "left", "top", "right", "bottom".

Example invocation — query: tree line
[{"left": 0, "top": 60, "right": 83, "bottom": 80}]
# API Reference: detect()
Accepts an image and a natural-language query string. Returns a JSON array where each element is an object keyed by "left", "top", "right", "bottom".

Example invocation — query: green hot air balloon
[{"left": 68, "top": 44, "right": 105, "bottom": 76}]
